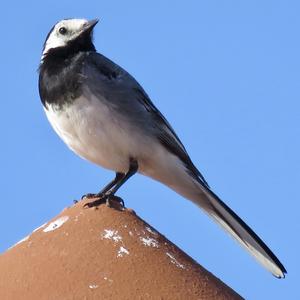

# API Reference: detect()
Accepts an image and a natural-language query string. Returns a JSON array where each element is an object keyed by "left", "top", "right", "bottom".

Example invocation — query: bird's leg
[
  {"left": 104, "top": 158, "right": 138, "bottom": 207},
  {"left": 82, "top": 172, "right": 125, "bottom": 199},
  {"left": 97, "top": 172, "right": 126, "bottom": 196},
  {"left": 84, "top": 158, "right": 138, "bottom": 208}
]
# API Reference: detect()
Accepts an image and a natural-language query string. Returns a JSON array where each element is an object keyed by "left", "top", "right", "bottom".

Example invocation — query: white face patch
[{"left": 42, "top": 19, "right": 89, "bottom": 59}]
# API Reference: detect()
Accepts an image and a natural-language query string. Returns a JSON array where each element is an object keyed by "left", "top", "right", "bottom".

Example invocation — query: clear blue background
[{"left": 0, "top": 1, "right": 298, "bottom": 298}]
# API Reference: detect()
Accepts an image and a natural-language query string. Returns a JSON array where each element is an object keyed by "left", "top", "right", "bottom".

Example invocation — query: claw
[
  {"left": 83, "top": 194, "right": 125, "bottom": 210},
  {"left": 83, "top": 198, "right": 105, "bottom": 208},
  {"left": 81, "top": 193, "right": 97, "bottom": 200},
  {"left": 110, "top": 196, "right": 125, "bottom": 207},
  {"left": 81, "top": 192, "right": 106, "bottom": 200}
]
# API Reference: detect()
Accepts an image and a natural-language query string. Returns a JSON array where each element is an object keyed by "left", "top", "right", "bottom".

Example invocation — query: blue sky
[{"left": 0, "top": 1, "right": 298, "bottom": 298}]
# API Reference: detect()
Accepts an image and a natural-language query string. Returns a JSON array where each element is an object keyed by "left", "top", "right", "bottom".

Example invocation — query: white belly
[
  {"left": 45, "top": 95, "right": 149, "bottom": 173},
  {"left": 45, "top": 94, "right": 200, "bottom": 204}
]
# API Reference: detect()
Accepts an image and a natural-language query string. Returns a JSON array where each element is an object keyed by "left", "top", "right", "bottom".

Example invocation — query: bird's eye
[{"left": 59, "top": 27, "right": 67, "bottom": 35}]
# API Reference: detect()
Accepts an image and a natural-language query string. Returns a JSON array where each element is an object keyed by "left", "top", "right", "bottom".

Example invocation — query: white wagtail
[{"left": 39, "top": 18, "right": 286, "bottom": 278}]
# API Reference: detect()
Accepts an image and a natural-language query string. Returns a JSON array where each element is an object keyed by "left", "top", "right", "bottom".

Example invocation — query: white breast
[
  {"left": 45, "top": 95, "right": 149, "bottom": 173},
  {"left": 44, "top": 92, "right": 194, "bottom": 198}
]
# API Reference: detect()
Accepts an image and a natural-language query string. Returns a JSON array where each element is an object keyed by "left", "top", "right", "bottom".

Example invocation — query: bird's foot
[
  {"left": 106, "top": 195, "right": 125, "bottom": 208},
  {"left": 81, "top": 193, "right": 103, "bottom": 200},
  {"left": 83, "top": 193, "right": 125, "bottom": 210}
]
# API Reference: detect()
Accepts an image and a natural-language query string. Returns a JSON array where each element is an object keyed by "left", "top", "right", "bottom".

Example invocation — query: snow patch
[
  {"left": 16, "top": 235, "right": 30, "bottom": 246},
  {"left": 18, "top": 235, "right": 29, "bottom": 244},
  {"left": 89, "top": 284, "right": 98, "bottom": 289},
  {"left": 33, "top": 223, "right": 47, "bottom": 233},
  {"left": 43, "top": 216, "right": 69, "bottom": 232},
  {"left": 102, "top": 229, "right": 122, "bottom": 242},
  {"left": 166, "top": 252, "right": 186, "bottom": 269},
  {"left": 8, "top": 235, "right": 30, "bottom": 250},
  {"left": 140, "top": 237, "right": 159, "bottom": 248},
  {"left": 145, "top": 226, "right": 158, "bottom": 236},
  {"left": 117, "top": 246, "right": 130, "bottom": 257}
]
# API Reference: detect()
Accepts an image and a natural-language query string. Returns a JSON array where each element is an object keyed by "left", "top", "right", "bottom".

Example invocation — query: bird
[{"left": 39, "top": 18, "right": 286, "bottom": 278}]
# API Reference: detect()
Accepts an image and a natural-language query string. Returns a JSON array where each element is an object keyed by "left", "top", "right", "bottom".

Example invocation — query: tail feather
[
  {"left": 146, "top": 149, "right": 286, "bottom": 277},
  {"left": 198, "top": 185, "right": 286, "bottom": 278}
]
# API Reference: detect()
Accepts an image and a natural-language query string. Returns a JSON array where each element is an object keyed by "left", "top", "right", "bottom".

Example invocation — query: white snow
[
  {"left": 140, "top": 237, "right": 159, "bottom": 248},
  {"left": 16, "top": 235, "right": 30, "bottom": 246},
  {"left": 102, "top": 229, "right": 122, "bottom": 242},
  {"left": 166, "top": 252, "right": 186, "bottom": 269},
  {"left": 117, "top": 246, "right": 130, "bottom": 257},
  {"left": 43, "top": 216, "right": 69, "bottom": 232},
  {"left": 33, "top": 223, "right": 47, "bottom": 233},
  {"left": 89, "top": 284, "right": 99, "bottom": 289},
  {"left": 145, "top": 226, "right": 158, "bottom": 236},
  {"left": 8, "top": 235, "right": 30, "bottom": 250}
]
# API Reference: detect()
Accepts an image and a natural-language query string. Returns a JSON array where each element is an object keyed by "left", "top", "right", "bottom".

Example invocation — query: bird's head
[{"left": 41, "top": 18, "right": 98, "bottom": 61}]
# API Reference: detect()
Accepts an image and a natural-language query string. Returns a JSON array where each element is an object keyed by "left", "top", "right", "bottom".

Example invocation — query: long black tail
[{"left": 195, "top": 185, "right": 286, "bottom": 278}]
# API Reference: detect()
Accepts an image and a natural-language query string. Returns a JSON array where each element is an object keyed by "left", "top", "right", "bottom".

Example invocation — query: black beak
[
  {"left": 81, "top": 19, "right": 99, "bottom": 36},
  {"left": 84, "top": 19, "right": 99, "bottom": 32}
]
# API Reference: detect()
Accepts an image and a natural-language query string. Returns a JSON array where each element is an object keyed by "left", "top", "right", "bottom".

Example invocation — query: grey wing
[
  {"left": 84, "top": 52, "right": 209, "bottom": 187},
  {"left": 133, "top": 87, "right": 209, "bottom": 188}
]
